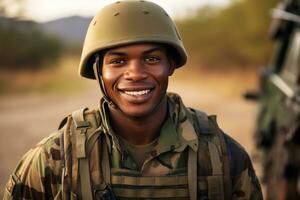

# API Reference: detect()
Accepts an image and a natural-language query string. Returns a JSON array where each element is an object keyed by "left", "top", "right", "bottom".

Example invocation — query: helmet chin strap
[{"left": 93, "top": 54, "right": 117, "bottom": 109}]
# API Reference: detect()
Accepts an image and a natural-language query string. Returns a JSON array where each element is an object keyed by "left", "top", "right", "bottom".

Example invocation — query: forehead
[{"left": 104, "top": 43, "right": 168, "bottom": 56}]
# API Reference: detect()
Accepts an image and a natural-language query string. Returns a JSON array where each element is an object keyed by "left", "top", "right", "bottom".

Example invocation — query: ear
[{"left": 168, "top": 58, "right": 176, "bottom": 76}]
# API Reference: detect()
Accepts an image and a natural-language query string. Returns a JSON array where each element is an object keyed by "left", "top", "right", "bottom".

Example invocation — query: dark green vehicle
[{"left": 246, "top": 0, "right": 300, "bottom": 199}]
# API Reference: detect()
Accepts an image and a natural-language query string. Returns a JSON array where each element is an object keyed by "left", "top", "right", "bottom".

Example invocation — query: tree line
[
  {"left": 177, "top": 0, "right": 278, "bottom": 69},
  {"left": 0, "top": 0, "right": 63, "bottom": 70},
  {"left": 0, "top": 17, "right": 62, "bottom": 70}
]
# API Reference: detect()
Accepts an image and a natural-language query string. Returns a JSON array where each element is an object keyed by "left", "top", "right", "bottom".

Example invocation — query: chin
[
  {"left": 112, "top": 95, "right": 167, "bottom": 120},
  {"left": 120, "top": 107, "right": 154, "bottom": 120}
]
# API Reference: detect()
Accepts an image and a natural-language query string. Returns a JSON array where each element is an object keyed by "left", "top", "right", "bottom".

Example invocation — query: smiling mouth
[{"left": 123, "top": 89, "right": 151, "bottom": 96}]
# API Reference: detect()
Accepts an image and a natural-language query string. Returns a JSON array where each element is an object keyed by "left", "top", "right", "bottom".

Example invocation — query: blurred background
[{"left": 0, "top": 0, "right": 279, "bottom": 198}]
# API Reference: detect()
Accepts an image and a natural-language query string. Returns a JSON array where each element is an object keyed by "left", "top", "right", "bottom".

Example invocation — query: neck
[{"left": 108, "top": 98, "right": 168, "bottom": 145}]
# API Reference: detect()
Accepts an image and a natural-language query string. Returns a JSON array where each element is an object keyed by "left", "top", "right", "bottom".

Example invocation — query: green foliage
[
  {"left": 177, "top": 0, "right": 278, "bottom": 68},
  {"left": 0, "top": 17, "right": 63, "bottom": 70}
]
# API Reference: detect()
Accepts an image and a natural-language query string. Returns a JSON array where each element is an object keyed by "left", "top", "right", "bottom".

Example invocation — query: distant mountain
[{"left": 40, "top": 16, "right": 92, "bottom": 44}]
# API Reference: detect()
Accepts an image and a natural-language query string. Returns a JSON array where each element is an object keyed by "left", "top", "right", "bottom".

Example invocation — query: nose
[{"left": 123, "top": 60, "right": 148, "bottom": 81}]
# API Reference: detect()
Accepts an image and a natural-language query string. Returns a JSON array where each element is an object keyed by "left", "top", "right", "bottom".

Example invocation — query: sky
[{"left": 21, "top": 0, "right": 231, "bottom": 22}]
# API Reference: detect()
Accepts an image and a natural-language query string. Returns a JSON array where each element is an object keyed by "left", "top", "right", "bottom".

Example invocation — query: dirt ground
[{"left": 0, "top": 71, "right": 263, "bottom": 197}]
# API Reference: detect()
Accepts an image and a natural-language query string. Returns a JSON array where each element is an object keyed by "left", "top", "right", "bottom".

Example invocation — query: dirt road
[{"left": 0, "top": 76, "right": 261, "bottom": 197}]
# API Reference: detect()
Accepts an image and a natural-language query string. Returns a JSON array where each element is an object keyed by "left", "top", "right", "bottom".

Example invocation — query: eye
[
  {"left": 145, "top": 56, "right": 160, "bottom": 64},
  {"left": 109, "top": 58, "right": 125, "bottom": 65}
]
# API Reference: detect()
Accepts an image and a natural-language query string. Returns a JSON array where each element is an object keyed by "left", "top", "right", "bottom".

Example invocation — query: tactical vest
[{"left": 58, "top": 107, "right": 232, "bottom": 200}]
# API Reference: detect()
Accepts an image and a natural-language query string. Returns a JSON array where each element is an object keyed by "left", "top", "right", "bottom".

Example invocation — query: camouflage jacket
[{"left": 3, "top": 93, "right": 263, "bottom": 200}]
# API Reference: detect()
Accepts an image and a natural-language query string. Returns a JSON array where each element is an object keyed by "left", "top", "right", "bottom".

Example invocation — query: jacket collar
[{"left": 99, "top": 93, "right": 199, "bottom": 155}]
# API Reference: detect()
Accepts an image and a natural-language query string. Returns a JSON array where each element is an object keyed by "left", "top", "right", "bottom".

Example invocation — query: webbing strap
[
  {"left": 113, "top": 188, "right": 189, "bottom": 198},
  {"left": 101, "top": 135, "right": 111, "bottom": 185},
  {"left": 188, "top": 147, "right": 197, "bottom": 200},
  {"left": 72, "top": 108, "right": 93, "bottom": 200},
  {"left": 208, "top": 142, "right": 223, "bottom": 175},
  {"left": 217, "top": 129, "right": 232, "bottom": 199},
  {"left": 59, "top": 132, "right": 65, "bottom": 200},
  {"left": 79, "top": 158, "right": 93, "bottom": 200},
  {"left": 86, "top": 127, "right": 101, "bottom": 156},
  {"left": 207, "top": 141, "right": 224, "bottom": 200},
  {"left": 72, "top": 108, "right": 90, "bottom": 159},
  {"left": 209, "top": 116, "right": 232, "bottom": 199},
  {"left": 111, "top": 175, "right": 188, "bottom": 186}
]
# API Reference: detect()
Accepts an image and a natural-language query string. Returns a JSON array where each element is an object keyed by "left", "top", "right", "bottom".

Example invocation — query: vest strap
[
  {"left": 207, "top": 135, "right": 225, "bottom": 199},
  {"left": 59, "top": 131, "right": 66, "bottom": 200},
  {"left": 79, "top": 158, "right": 93, "bottom": 200},
  {"left": 72, "top": 108, "right": 90, "bottom": 159},
  {"left": 71, "top": 108, "right": 93, "bottom": 200},
  {"left": 208, "top": 141, "right": 223, "bottom": 175},
  {"left": 209, "top": 116, "right": 232, "bottom": 199},
  {"left": 101, "top": 134, "right": 111, "bottom": 185},
  {"left": 215, "top": 121, "right": 232, "bottom": 199},
  {"left": 188, "top": 147, "right": 197, "bottom": 200}
]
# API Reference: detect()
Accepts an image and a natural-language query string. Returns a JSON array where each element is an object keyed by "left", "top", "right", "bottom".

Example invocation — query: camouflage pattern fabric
[{"left": 3, "top": 93, "right": 263, "bottom": 200}]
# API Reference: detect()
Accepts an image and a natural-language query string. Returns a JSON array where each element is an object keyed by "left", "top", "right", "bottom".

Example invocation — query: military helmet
[{"left": 79, "top": 0, "right": 188, "bottom": 79}]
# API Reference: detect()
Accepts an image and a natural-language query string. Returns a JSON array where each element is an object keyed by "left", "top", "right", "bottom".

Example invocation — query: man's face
[{"left": 101, "top": 43, "right": 175, "bottom": 118}]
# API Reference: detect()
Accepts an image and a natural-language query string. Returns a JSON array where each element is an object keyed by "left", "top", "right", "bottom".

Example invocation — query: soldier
[{"left": 3, "top": 1, "right": 263, "bottom": 199}]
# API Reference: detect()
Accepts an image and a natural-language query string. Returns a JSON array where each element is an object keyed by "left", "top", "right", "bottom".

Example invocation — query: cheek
[
  {"left": 102, "top": 66, "right": 113, "bottom": 80},
  {"left": 102, "top": 67, "right": 123, "bottom": 86},
  {"left": 149, "top": 65, "right": 171, "bottom": 81}
]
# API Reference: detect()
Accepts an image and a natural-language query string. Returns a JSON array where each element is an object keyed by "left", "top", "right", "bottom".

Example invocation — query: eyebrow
[
  {"left": 143, "top": 47, "right": 165, "bottom": 55},
  {"left": 105, "top": 47, "right": 165, "bottom": 57}
]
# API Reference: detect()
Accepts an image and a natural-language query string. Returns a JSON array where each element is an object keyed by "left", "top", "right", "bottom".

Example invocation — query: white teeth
[{"left": 124, "top": 90, "right": 150, "bottom": 96}]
